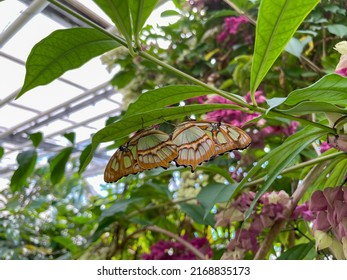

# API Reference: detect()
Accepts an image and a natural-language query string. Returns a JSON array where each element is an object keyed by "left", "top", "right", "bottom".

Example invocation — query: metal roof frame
[{"left": 0, "top": 0, "right": 124, "bottom": 180}]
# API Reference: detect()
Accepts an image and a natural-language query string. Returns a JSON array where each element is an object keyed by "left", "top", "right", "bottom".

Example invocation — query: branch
[
  {"left": 254, "top": 162, "right": 328, "bottom": 259},
  {"left": 146, "top": 225, "right": 208, "bottom": 260}
]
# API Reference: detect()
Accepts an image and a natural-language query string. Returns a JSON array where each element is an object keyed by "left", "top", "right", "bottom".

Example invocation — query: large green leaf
[
  {"left": 10, "top": 150, "right": 37, "bottom": 192},
  {"left": 94, "top": 0, "right": 133, "bottom": 48},
  {"left": 278, "top": 101, "right": 347, "bottom": 115},
  {"left": 18, "top": 28, "right": 120, "bottom": 98},
  {"left": 284, "top": 74, "right": 347, "bottom": 106},
  {"left": 49, "top": 147, "right": 73, "bottom": 185},
  {"left": 250, "top": 0, "right": 319, "bottom": 95},
  {"left": 124, "top": 85, "right": 214, "bottom": 117},
  {"left": 129, "top": 0, "right": 159, "bottom": 40},
  {"left": 230, "top": 125, "right": 326, "bottom": 218},
  {"left": 79, "top": 103, "right": 242, "bottom": 173},
  {"left": 197, "top": 182, "right": 237, "bottom": 218},
  {"left": 277, "top": 241, "right": 315, "bottom": 260},
  {"left": 267, "top": 74, "right": 347, "bottom": 111}
]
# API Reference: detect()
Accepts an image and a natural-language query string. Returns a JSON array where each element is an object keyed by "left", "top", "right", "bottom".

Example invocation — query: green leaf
[
  {"left": 90, "top": 198, "right": 143, "bottom": 242},
  {"left": 124, "top": 85, "right": 213, "bottom": 117},
  {"left": 111, "top": 69, "right": 136, "bottom": 88},
  {"left": 129, "top": 0, "right": 159, "bottom": 39},
  {"left": 197, "top": 165, "right": 234, "bottom": 184},
  {"left": 94, "top": 0, "right": 133, "bottom": 49},
  {"left": 277, "top": 241, "right": 315, "bottom": 260},
  {"left": 18, "top": 28, "right": 120, "bottom": 97},
  {"left": 79, "top": 103, "right": 241, "bottom": 173},
  {"left": 79, "top": 144, "right": 92, "bottom": 173},
  {"left": 230, "top": 125, "right": 326, "bottom": 218},
  {"left": 29, "top": 132, "right": 43, "bottom": 148},
  {"left": 0, "top": 146, "right": 4, "bottom": 160},
  {"left": 10, "top": 150, "right": 37, "bottom": 192},
  {"left": 324, "top": 158, "right": 347, "bottom": 188},
  {"left": 180, "top": 203, "right": 215, "bottom": 226},
  {"left": 284, "top": 74, "right": 347, "bottom": 106},
  {"left": 250, "top": 0, "right": 319, "bottom": 94},
  {"left": 99, "top": 198, "right": 143, "bottom": 221},
  {"left": 327, "top": 24, "right": 347, "bottom": 37},
  {"left": 279, "top": 101, "right": 347, "bottom": 115},
  {"left": 197, "top": 183, "right": 237, "bottom": 218},
  {"left": 63, "top": 132, "right": 75, "bottom": 145},
  {"left": 49, "top": 147, "right": 73, "bottom": 185},
  {"left": 52, "top": 236, "right": 79, "bottom": 255}
]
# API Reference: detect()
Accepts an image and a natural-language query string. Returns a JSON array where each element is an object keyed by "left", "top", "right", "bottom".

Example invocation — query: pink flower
[
  {"left": 143, "top": 236, "right": 212, "bottom": 260},
  {"left": 335, "top": 54, "right": 347, "bottom": 77},
  {"left": 320, "top": 141, "right": 331, "bottom": 153},
  {"left": 309, "top": 186, "right": 347, "bottom": 241},
  {"left": 217, "top": 15, "right": 249, "bottom": 43}
]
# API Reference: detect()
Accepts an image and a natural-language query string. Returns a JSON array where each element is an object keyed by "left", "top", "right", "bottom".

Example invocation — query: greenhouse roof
[{"left": 0, "top": 0, "right": 174, "bottom": 182}]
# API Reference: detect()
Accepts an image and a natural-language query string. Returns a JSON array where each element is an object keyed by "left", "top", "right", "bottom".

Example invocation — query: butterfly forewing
[
  {"left": 172, "top": 122, "right": 216, "bottom": 171},
  {"left": 193, "top": 121, "right": 251, "bottom": 155}
]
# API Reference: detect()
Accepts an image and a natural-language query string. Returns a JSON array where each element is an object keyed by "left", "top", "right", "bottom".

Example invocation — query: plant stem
[
  {"left": 254, "top": 162, "right": 328, "bottom": 259},
  {"left": 244, "top": 151, "right": 344, "bottom": 188},
  {"left": 223, "top": 0, "right": 256, "bottom": 26}
]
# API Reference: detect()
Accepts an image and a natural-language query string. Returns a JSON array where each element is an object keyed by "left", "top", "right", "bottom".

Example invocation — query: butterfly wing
[
  {"left": 172, "top": 122, "right": 216, "bottom": 171},
  {"left": 104, "top": 145, "right": 143, "bottom": 183},
  {"left": 193, "top": 121, "right": 251, "bottom": 155},
  {"left": 136, "top": 129, "right": 178, "bottom": 169}
]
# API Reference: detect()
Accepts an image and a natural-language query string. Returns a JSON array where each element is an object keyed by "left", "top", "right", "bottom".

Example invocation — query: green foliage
[
  {"left": 49, "top": 147, "right": 73, "bottom": 185},
  {"left": 277, "top": 241, "right": 316, "bottom": 260},
  {"left": 17, "top": 28, "right": 120, "bottom": 97},
  {"left": 4, "top": 0, "right": 347, "bottom": 260},
  {"left": 29, "top": 132, "right": 43, "bottom": 148},
  {"left": 10, "top": 150, "right": 37, "bottom": 192},
  {"left": 250, "top": 0, "right": 319, "bottom": 96}
]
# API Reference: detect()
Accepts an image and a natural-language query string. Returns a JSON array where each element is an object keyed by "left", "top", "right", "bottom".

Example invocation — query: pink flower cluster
[
  {"left": 217, "top": 16, "right": 249, "bottom": 43},
  {"left": 309, "top": 186, "right": 347, "bottom": 242},
  {"left": 216, "top": 191, "right": 292, "bottom": 259},
  {"left": 142, "top": 236, "right": 212, "bottom": 260}
]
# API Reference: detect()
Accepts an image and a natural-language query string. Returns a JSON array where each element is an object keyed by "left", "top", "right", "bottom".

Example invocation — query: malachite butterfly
[
  {"left": 172, "top": 120, "right": 251, "bottom": 171},
  {"left": 104, "top": 128, "right": 178, "bottom": 183}
]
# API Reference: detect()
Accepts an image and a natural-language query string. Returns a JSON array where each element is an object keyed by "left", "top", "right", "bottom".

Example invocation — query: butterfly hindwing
[
  {"left": 104, "top": 145, "right": 143, "bottom": 183},
  {"left": 136, "top": 129, "right": 178, "bottom": 169},
  {"left": 172, "top": 122, "right": 216, "bottom": 171}
]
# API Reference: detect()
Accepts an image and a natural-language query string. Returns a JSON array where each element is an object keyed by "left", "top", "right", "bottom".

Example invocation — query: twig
[
  {"left": 254, "top": 161, "right": 328, "bottom": 259},
  {"left": 146, "top": 225, "right": 208, "bottom": 260}
]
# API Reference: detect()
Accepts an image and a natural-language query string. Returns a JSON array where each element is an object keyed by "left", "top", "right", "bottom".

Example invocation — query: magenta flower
[
  {"left": 320, "top": 141, "right": 331, "bottom": 153},
  {"left": 217, "top": 16, "right": 249, "bottom": 43},
  {"left": 142, "top": 236, "right": 212, "bottom": 260}
]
